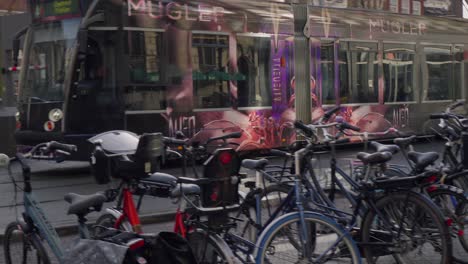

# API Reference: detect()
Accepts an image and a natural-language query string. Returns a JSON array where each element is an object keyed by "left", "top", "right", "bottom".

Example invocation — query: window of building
[
  {"left": 383, "top": 43, "right": 416, "bottom": 102},
  {"left": 236, "top": 36, "right": 272, "bottom": 107},
  {"left": 192, "top": 34, "right": 230, "bottom": 109},
  {"left": 412, "top": 1, "right": 422, "bottom": 15},
  {"left": 389, "top": 0, "right": 399, "bottom": 12},
  {"left": 423, "top": 46, "right": 452, "bottom": 101},
  {"left": 124, "top": 30, "right": 166, "bottom": 111},
  {"left": 401, "top": 0, "right": 410, "bottom": 14}
]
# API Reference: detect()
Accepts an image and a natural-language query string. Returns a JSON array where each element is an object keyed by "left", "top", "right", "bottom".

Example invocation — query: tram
[{"left": 14, "top": 0, "right": 468, "bottom": 159}]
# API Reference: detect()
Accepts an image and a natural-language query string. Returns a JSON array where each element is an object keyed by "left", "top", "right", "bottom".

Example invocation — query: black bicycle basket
[
  {"left": 90, "top": 133, "right": 164, "bottom": 184},
  {"left": 200, "top": 148, "right": 241, "bottom": 208}
]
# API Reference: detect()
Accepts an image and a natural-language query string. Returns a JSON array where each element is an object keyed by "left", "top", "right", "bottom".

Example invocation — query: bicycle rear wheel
[
  {"left": 361, "top": 191, "right": 452, "bottom": 264},
  {"left": 256, "top": 212, "right": 361, "bottom": 264},
  {"left": 4, "top": 221, "right": 51, "bottom": 264},
  {"left": 232, "top": 184, "right": 291, "bottom": 241},
  {"left": 428, "top": 185, "right": 468, "bottom": 263},
  {"left": 186, "top": 229, "right": 236, "bottom": 264}
]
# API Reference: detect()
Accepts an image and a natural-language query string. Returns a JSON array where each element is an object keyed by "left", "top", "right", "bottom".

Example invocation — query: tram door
[{"left": 67, "top": 31, "right": 121, "bottom": 133}]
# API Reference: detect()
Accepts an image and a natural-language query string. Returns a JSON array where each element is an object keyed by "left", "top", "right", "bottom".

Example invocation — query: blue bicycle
[{"left": 1, "top": 142, "right": 148, "bottom": 264}]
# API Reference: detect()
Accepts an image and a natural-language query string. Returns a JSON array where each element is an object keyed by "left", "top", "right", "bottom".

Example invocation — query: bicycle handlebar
[
  {"left": 430, "top": 113, "right": 449, "bottom": 120},
  {"left": 449, "top": 101, "right": 464, "bottom": 111},
  {"left": 322, "top": 106, "right": 341, "bottom": 122},
  {"left": 162, "top": 137, "right": 188, "bottom": 146},
  {"left": 338, "top": 122, "right": 361, "bottom": 132},
  {"left": 45, "top": 141, "right": 77, "bottom": 153}
]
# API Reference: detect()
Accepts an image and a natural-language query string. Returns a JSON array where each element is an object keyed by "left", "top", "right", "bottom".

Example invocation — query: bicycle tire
[
  {"left": 186, "top": 229, "right": 237, "bottom": 264},
  {"left": 233, "top": 184, "right": 291, "bottom": 241},
  {"left": 93, "top": 213, "right": 131, "bottom": 237},
  {"left": 4, "top": 221, "right": 51, "bottom": 264},
  {"left": 361, "top": 191, "right": 452, "bottom": 264},
  {"left": 255, "top": 211, "right": 362, "bottom": 264},
  {"left": 428, "top": 185, "right": 468, "bottom": 264}
]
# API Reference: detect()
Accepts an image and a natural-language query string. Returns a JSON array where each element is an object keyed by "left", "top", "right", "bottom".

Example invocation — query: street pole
[
  {"left": 293, "top": 4, "right": 311, "bottom": 125},
  {"left": 0, "top": 16, "right": 15, "bottom": 107}
]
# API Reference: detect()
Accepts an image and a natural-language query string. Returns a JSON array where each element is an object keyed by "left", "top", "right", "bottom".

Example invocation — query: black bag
[{"left": 147, "top": 232, "right": 198, "bottom": 264}]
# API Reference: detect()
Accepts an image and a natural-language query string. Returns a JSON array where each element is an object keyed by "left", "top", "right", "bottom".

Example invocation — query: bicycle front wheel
[
  {"left": 4, "top": 221, "right": 51, "bottom": 264},
  {"left": 187, "top": 229, "right": 237, "bottom": 264},
  {"left": 361, "top": 191, "right": 452, "bottom": 264},
  {"left": 256, "top": 212, "right": 361, "bottom": 264}
]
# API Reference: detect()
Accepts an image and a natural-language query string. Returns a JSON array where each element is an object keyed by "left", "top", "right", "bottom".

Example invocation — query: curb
[{"left": 0, "top": 211, "right": 176, "bottom": 243}]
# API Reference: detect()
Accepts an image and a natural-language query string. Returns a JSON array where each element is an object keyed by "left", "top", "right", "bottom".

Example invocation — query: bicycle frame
[{"left": 112, "top": 187, "right": 142, "bottom": 233}]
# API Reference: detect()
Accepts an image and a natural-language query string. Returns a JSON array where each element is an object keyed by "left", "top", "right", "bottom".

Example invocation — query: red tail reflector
[
  {"left": 445, "top": 218, "right": 453, "bottom": 227},
  {"left": 459, "top": 230, "right": 464, "bottom": 237},
  {"left": 127, "top": 238, "right": 145, "bottom": 251},
  {"left": 219, "top": 152, "right": 232, "bottom": 165},
  {"left": 426, "top": 185, "right": 438, "bottom": 193}
]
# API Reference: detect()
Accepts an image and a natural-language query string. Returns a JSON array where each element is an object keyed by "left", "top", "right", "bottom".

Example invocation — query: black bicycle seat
[
  {"left": 241, "top": 159, "right": 269, "bottom": 170},
  {"left": 369, "top": 142, "right": 400, "bottom": 155},
  {"left": 141, "top": 172, "right": 178, "bottom": 187},
  {"left": 407, "top": 151, "right": 439, "bottom": 171},
  {"left": 207, "top": 131, "right": 242, "bottom": 143},
  {"left": 64, "top": 192, "right": 107, "bottom": 216},
  {"left": 357, "top": 152, "right": 392, "bottom": 165},
  {"left": 393, "top": 135, "right": 417, "bottom": 149},
  {"left": 170, "top": 184, "right": 201, "bottom": 198}
]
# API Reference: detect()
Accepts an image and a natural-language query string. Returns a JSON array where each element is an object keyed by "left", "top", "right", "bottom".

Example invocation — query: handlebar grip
[
  {"left": 430, "top": 113, "right": 449, "bottom": 119},
  {"left": 294, "top": 120, "right": 314, "bottom": 137},
  {"left": 449, "top": 101, "right": 464, "bottom": 110},
  {"left": 269, "top": 149, "right": 290, "bottom": 157},
  {"left": 444, "top": 126, "right": 461, "bottom": 140},
  {"left": 339, "top": 122, "right": 361, "bottom": 132},
  {"left": 334, "top": 138, "right": 350, "bottom": 144},
  {"left": 47, "top": 141, "right": 77, "bottom": 153},
  {"left": 323, "top": 106, "right": 341, "bottom": 121},
  {"left": 163, "top": 137, "right": 188, "bottom": 146}
]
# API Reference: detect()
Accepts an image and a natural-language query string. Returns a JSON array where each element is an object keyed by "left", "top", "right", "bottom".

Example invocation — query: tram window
[
  {"left": 124, "top": 31, "right": 166, "bottom": 111},
  {"left": 192, "top": 34, "right": 230, "bottom": 109},
  {"left": 126, "top": 31, "right": 162, "bottom": 84},
  {"left": 345, "top": 42, "right": 378, "bottom": 104},
  {"left": 236, "top": 36, "right": 272, "bottom": 107},
  {"left": 383, "top": 44, "right": 415, "bottom": 102},
  {"left": 338, "top": 42, "right": 350, "bottom": 103},
  {"left": 453, "top": 45, "right": 465, "bottom": 99},
  {"left": 423, "top": 46, "right": 452, "bottom": 101},
  {"left": 320, "top": 41, "right": 335, "bottom": 104}
]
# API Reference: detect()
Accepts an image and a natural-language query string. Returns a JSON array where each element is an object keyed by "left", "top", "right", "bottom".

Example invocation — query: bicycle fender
[{"left": 104, "top": 208, "right": 133, "bottom": 232}]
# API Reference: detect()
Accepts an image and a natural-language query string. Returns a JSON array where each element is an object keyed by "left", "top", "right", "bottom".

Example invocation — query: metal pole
[{"left": 293, "top": 4, "right": 311, "bottom": 125}]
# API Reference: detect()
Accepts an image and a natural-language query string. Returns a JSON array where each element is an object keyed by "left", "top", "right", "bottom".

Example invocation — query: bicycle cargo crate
[
  {"left": 200, "top": 148, "right": 241, "bottom": 208},
  {"left": 90, "top": 132, "right": 164, "bottom": 184}
]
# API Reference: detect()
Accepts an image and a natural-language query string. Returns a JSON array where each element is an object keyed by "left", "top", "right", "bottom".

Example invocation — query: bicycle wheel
[
  {"left": 428, "top": 185, "right": 468, "bottom": 263},
  {"left": 256, "top": 212, "right": 361, "bottom": 264},
  {"left": 233, "top": 184, "right": 291, "bottom": 241},
  {"left": 93, "top": 212, "right": 131, "bottom": 236},
  {"left": 4, "top": 221, "right": 51, "bottom": 264},
  {"left": 361, "top": 191, "right": 452, "bottom": 264},
  {"left": 186, "top": 229, "right": 236, "bottom": 264}
]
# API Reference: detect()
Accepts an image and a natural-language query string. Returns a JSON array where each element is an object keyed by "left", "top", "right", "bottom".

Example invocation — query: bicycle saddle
[
  {"left": 393, "top": 135, "right": 417, "bottom": 149},
  {"left": 356, "top": 152, "right": 392, "bottom": 165},
  {"left": 64, "top": 192, "right": 107, "bottom": 216},
  {"left": 170, "top": 184, "right": 201, "bottom": 198},
  {"left": 142, "top": 172, "right": 178, "bottom": 187},
  {"left": 241, "top": 159, "right": 269, "bottom": 170},
  {"left": 407, "top": 151, "right": 439, "bottom": 171},
  {"left": 369, "top": 141, "right": 400, "bottom": 154}
]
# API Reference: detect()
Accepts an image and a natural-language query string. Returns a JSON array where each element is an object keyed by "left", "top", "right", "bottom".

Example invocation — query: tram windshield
[{"left": 21, "top": 18, "right": 80, "bottom": 102}]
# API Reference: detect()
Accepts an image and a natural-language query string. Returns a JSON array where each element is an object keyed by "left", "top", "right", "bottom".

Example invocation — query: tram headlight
[{"left": 48, "top": 109, "right": 63, "bottom": 122}]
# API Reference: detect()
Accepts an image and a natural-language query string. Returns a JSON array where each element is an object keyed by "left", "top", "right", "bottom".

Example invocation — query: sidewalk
[{"left": 0, "top": 139, "right": 445, "bottom": 238}]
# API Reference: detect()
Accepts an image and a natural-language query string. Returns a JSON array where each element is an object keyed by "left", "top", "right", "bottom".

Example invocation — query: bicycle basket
[
  {"left": 200, "top": 148, "right": 241, "bottom": 208},
  {"left": 90, "top": 132, "right": 164, "bottom": 184}
]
